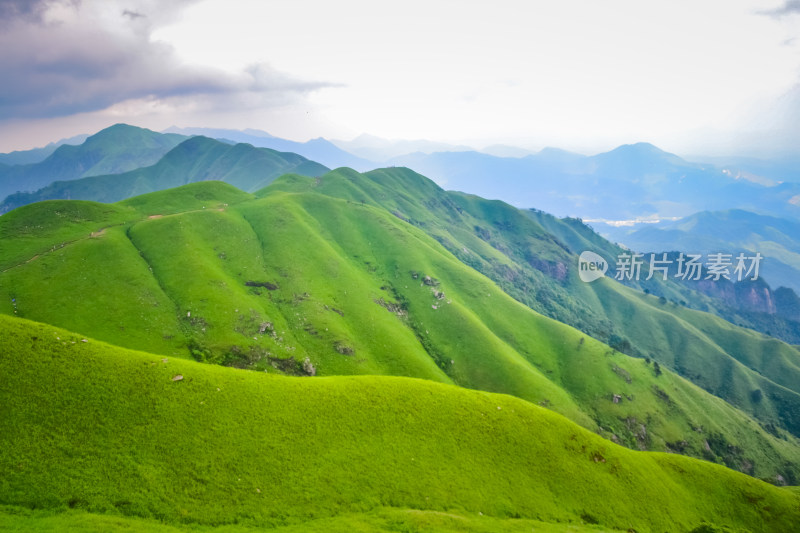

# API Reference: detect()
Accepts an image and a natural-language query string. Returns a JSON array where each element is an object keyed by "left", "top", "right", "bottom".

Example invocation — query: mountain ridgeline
[
  {"left": 387, "top": 143, "right": 800, "bottom": 221},
  {"left": 0, "top": 124, "right": 186, "bottom": 202},
  {"left": 0, "top": 134, "right": 328, "bottom": 213},
  {"left": 2, "top": 168, "right": 800, "bottom": 487},
  {"left": 163, "top": 125, "right": 377, "bottom": 171}
]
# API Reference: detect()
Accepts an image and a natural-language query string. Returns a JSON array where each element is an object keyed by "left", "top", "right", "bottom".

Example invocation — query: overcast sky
[{"left": 1, "top": 0, "right": 799, "bottom": 156}]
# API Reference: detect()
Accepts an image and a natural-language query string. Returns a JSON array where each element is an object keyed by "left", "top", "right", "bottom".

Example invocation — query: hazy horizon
[{"left": 1, "top": 0, "right": 799, "bottom": 158}]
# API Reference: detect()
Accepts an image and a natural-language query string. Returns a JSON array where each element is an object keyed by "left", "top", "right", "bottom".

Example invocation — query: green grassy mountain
[
  {"left": 2, "top": 176, "right": 800, "bottom": 483},
  {"left": 264, "top": 166, "right": 800, "bottom": 446},
  {"left": 2, "top": 313, "right": 799, "bottom": 532},
  {"left": 0, "top": 136, "right": 328, "bottom": 212},
  {"left": 0, "top": 124, "right": 185, "bottom": 202}
]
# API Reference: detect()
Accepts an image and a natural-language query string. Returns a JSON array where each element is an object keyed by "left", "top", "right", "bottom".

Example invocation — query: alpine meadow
[{"left": 3, "top": 1, "right": 800, "bottom": 531}]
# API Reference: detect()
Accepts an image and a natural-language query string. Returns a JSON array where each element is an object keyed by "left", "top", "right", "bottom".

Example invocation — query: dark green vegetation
[
  {"left": 2, "top": 314, "right": 799, "bottom": 532},
  {"left": 2, "top": 173, "right": 800, "bottom": 485},
  {"left": 0, "top": 134, "right": 328, "bottom": 213},
  {"left": 0, "top": 125, "right": 185, "bottom": 202}
]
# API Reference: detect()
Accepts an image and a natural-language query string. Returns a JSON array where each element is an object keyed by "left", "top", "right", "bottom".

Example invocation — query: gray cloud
[
  {"left": 759, "top": 0, "right": 800, "bottom": 17},
  {"left": 0, "top": 0, "right": 332, "bottom": 120},
  {"left": 0, "top": 0, "right": 78, "bottom": 23},
  {"left": 121, "top": 9, "right": 145, "bottom": 20}
]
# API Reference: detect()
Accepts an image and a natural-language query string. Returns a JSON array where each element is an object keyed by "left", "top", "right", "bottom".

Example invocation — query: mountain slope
[
  {"left": 2, "top": 313, "right": 799, "bottom": 532},
  {"left": 0, "top": 136, "right": 329, "bottom": 212},
  {"left": 2, "top": 178, "right": 800, "bottom": 481},
  {"left": 265, "top": 167, "right": 800, "bottom": 445},
  {"left": 0, "top": 124, "right": 185, "bottom": 201}
]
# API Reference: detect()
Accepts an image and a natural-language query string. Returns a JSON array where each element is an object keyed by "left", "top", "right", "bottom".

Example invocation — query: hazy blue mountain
[
  {"left": 685, "top": 154, "right": 800, "bottom": 184},
  {"left": 597, "top": 209, "right": 800, "bottom": 296},
  {"left": 331, "top": 133, "right": 474, "bottom": 162},
  {"left": 0, "top": 124, "right": 186, "bottom": 200},
  {"left": 0, "top": 136, "right": 328, "bottom": 211},
  {"left": 387, "top": 143, "right": 800, "bottom": 221},
  {"left": 0, "top": 133, "right": 89, "bottom": 166},
  {"left": 479, "top": 144, "right": 537, "bottom": 158},
  {"left": 162, "top": 126, "right": 275, "bottom": 143},
  {"left": 164, "top": 126, "right": 376, "bottom": 171}
]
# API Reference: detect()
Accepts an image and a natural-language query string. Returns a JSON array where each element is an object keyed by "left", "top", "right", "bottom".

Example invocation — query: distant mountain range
[
  {"left": 4, "top": 125, "right": 800, "bottom": 224},
  {"left": 331, "top": 133, "right": 474, "bottom": 162},
  {"left": 164, "top": 126, "right": 376, "bottom": 171},
  {"left": 389, "top": 143, "right": 800, "bottom": 221},
  {"left": 684, "top": 154, "right": 800, "bottom": 184},
  {"left": 598, "top": 209, "right": 800, "bottom": 296},
  {"left": 0, "top": 134, "right": 327, "bottom": 211},
  {"left": 0, "top": 124, "right": 186, "bottom": 200},
  {"left": 0, "top": 133, "right": 88, "bottom": 166}
]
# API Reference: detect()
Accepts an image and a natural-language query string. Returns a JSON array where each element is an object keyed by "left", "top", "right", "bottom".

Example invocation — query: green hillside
[
  {"left": 1, "top": 314, "right": 799, "bottom": 532},
  {"left": 0, "top": 505, "right": 622, "bottom": 533},
  {"left": 0, "top": 124, "right": 186, "bottom": 202},
  {"left": 267, "top": 167, "right": 800, "bottom": 443},
  {"left": 2, "top": 178, "right": 800, "bottom": 482},
  {"left": 0, "top": 136, "right": 328, "bottom": 212}
]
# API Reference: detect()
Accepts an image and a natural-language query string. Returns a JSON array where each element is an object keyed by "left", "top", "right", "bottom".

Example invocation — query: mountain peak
[
  {"left": 594, "top": 142, "right": 688, "bottom": 167},
  {"left": 241, "top": 128, "right": 275, "bottom": 139},
  {"left": 81, "top": 124, "right": 170, "bottom": 149},
  {"left": 609, "top": 142, "right": 669, "bottom": 156},
  {"left": 535, "top": 146, "right": 586, "bottom": 160}
]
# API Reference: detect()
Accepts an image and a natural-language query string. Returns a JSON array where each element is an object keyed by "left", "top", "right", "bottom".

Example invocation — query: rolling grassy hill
[
  {"left": 1, "top": 313, "right": 799, "bottom": 532},
  {"left": 1, "top": 178, "right": 800, "bottom": 483},
  {"left": 0, "top": 124, "right": 185, "bottom": 201},
  {"left": 266, "top": 166, "right": 800, "bottom": 445}
]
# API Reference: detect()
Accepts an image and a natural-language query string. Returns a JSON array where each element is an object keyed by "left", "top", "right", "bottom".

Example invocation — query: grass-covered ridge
[
  {"left": 1, "top": 314, "right": 799, "bottom": 532},
  {"left": 273, "top": 167, "right": 800, "bottom": 444},
  {"left": 1, "top": 178, "right": 800, "bottom": 483}
]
